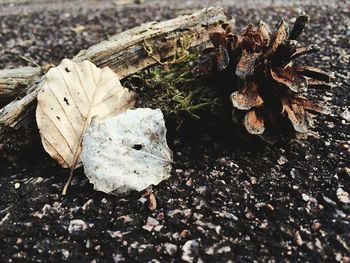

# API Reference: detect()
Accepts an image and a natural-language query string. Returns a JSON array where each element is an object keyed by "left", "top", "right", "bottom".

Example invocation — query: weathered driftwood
[
  {"left": 0, "top": 7, "right": 228, "bottom": 160},
  {"left": 0, "top": 66, "right": 41, "bottom": 107}
]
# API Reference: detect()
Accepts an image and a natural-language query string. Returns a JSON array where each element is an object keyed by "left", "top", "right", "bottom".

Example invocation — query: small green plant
[{"left": 123, "top": 52, "right": 221, "bottom": 128}]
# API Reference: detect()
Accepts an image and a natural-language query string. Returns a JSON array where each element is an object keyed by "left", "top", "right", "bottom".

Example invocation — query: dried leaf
[
  {"left": 271, "top": 66, "right": 307, "bottom": 92},
  {"left": 235, "top": 50, "right": 261, "bottom": 79},
  {"left": 80, "top": 108, "right": 173, "bottom": 195},
  {"left": 244, "top": 110, "right": 265, "bottom": 135},
  {"left": 230, "top": 82, "right": 264, "bottom": 110},
  {"left": 282, "top": 99, "right": 308, "bottom": 133},
  {"left": 36, "top": 59, "right": 137, "bottom": 169}
]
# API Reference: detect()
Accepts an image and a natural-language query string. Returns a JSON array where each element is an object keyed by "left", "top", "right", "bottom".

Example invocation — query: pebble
[
  {"left": 14, "top": 183, "right": 20, "bottom": 189},
  {"left": 142, "top": 217, "right": 159, "bottom": 232},
  {"left": 302, "top": 193, "right": 310, "bottom": 202},
  {"left": 340, "top": 108, "right": 350, "bottom": 121},
  {"left": 217, "top": 246, "right": 231, "bottom": 254},
  {"left": 181, "top": 240, "right": 199, "bottom": 263},
  {"left": 61, "top": 249, "right": 70, "bottom": 260},
  {"left": 82, "top": 199, "right": 94, "bottom": 211},
  {"left": 164, "top": 243, "right": 177, "bottom": 256},
  {"left": 68, "top": 219, "right": 88, "bottom": 234},
  {"left": 32, "top": 204, "right": 51, "bottom": 219},
  {"left": 336, "top": 188, "right": 350, "bottom": 204},
  {"left": 180, "top": 229, "right": 191, "bottom": 239}
]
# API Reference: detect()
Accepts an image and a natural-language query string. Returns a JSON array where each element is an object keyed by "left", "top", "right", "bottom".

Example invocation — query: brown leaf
[
  {"left": 235, "top": 50, "right": 261, "bottom": 79},
  {"left": 36, "top": 59, "right": 137, "bottom": 169},
  {"left": 244, "top": 110, "right": 265, "bottom": 135},
  {"left": 281, "top": 99, "right": 308, "bottom": 133},
  {"left": 271, "top": 66, "right": 307, "bottom": 92},
  {"left": 230, "top": 82, "right": 264, "bottom": 110}
]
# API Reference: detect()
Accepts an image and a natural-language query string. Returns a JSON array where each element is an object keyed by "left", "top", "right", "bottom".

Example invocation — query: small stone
[
  {"left": 112, "top": 253, "right": 125, "bottom": 263},
  {"left": 82, "top": 199, "right": 94, "bottom": 211},
  {"left": 61, "top": 249, "right": 70, "bottom": 260},
  {"left": 312, "top": 222, "right": 322, "bottom": 231},
  {"left": 185, "top": 179, "right": 193, "bottom": 187},
  {"left": 277, "top": 156, "right": 288, "bottom": 165},
  {"left": 196, "top": 186, "right": 207, "bottom": 194},
  {"left": 142, "top": 217, "right": 159, "bottom": 232},
  {"left": 180, "top": 229, "right": 191, "bottom": 239},
  {"left": 154, "top": 225, "right": 163, "bottom": 232},
  {"left": 295, "top": 231, "right": 303, "bottom": 246},
  {"left": 302, "top": 193, "right": 310, "bottom": 202},
  {"left": 217, "top": 246, "right": 231, "bottom": 254},
  {"left": 181, "top": 240, "right": 199, "bottom": 263},
  {"left": 167, "top": 209, "right": 182, "bottom": 217},
  {"left": 32, "top": 204, "right": 51, "bottom": 219},
  {"left": 117, "top": 215, "right": 133, "bottom": 223},
  {"left": 164, "top": 243, "right": 177, "bottom": 256},
  {"left": 266, "top": 204, "right": 275, "bottom": 211},
  {"left": 323, "top": 196, "right": 336, "bottom": 205},
  {"left": 336, "top": 188, "right": 350, "bottom": 204},
  {"left": 147, "top": 193, "right": 157, "bottom": 212},
  {"left": 14, "top": 183, "right": 20, "bottom": 189},
  {"left": 340, "top": 108, "right": 350, "bottom": 122},
  {"left": 336, "top": 253, "right": 342, "bottom": 262},
  {"left": 68, "top": 219, "right": 88, "bottom": 234}
]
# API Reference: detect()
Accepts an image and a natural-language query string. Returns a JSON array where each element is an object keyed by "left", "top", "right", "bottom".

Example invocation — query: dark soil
[{"left": 0, "top": 1, "right": 349, "bottom": 262}]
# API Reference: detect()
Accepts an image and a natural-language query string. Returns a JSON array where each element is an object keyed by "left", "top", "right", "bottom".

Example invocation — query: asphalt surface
[{"left": 0, "top": 1, "right": 349, "bottom": 262}]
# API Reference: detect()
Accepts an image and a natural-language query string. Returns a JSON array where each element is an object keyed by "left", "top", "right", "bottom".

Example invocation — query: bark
[
  {"left": 0, "top": 66, "right": 41, "bottom": 107},
  {"left": 0, "top": 6, "right": 228, "bottom": 161}
]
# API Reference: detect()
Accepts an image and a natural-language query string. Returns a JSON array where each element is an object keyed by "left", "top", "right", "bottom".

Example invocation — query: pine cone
[{"left": 197, "top": 12, "right": 333, "bottom": 143}]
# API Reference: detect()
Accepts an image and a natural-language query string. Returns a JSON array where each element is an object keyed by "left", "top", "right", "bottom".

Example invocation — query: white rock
[
  {"left": 302, "top": 193, "right": 310, "bottom": 202},
  {"left": 164, "top": 243, "right": 177, "bottom": 256},
  {"left": 68, "top": 219, "right": 88, "bottom": 234},
  {"left": 182, "top": 240, "right": 199, "bottom": 263},
  {"left": 336, "top": 188, "right": 350, "bottom": 204},
  {"left": 81, "top": 108, "right": 173, "bottom": 195},
  {"left": 61, "top": 249, "right": 70, "bottom": 260},
  {"left": 142, "top": 217, "right": 159, "bottom": 232},
  {"left": 340, "top": 108, "right": 350, "bottom": 122},
  {"left": 112, "top": 254, "right": 125, "bottom": 263},
  {"left": 82, "top": 199, "right": 94, "bottom": 211},
  {"left": 217, "top": 246, "right": 231, "bottom": 254}
]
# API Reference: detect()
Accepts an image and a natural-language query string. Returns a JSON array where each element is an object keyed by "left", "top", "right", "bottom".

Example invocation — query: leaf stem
[{"left": 62, "top": 169, "right": 74, "bottom": 196}]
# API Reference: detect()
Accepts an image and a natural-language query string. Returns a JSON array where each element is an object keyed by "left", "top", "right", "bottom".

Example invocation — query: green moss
[{"left": 123, "top": 52, "right": 221, "bottom": 127}]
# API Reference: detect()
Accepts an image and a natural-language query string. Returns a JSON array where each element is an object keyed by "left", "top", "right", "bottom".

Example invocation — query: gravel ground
[{"left": 0, "top": 1, "right": 349, "bottom": 262}]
